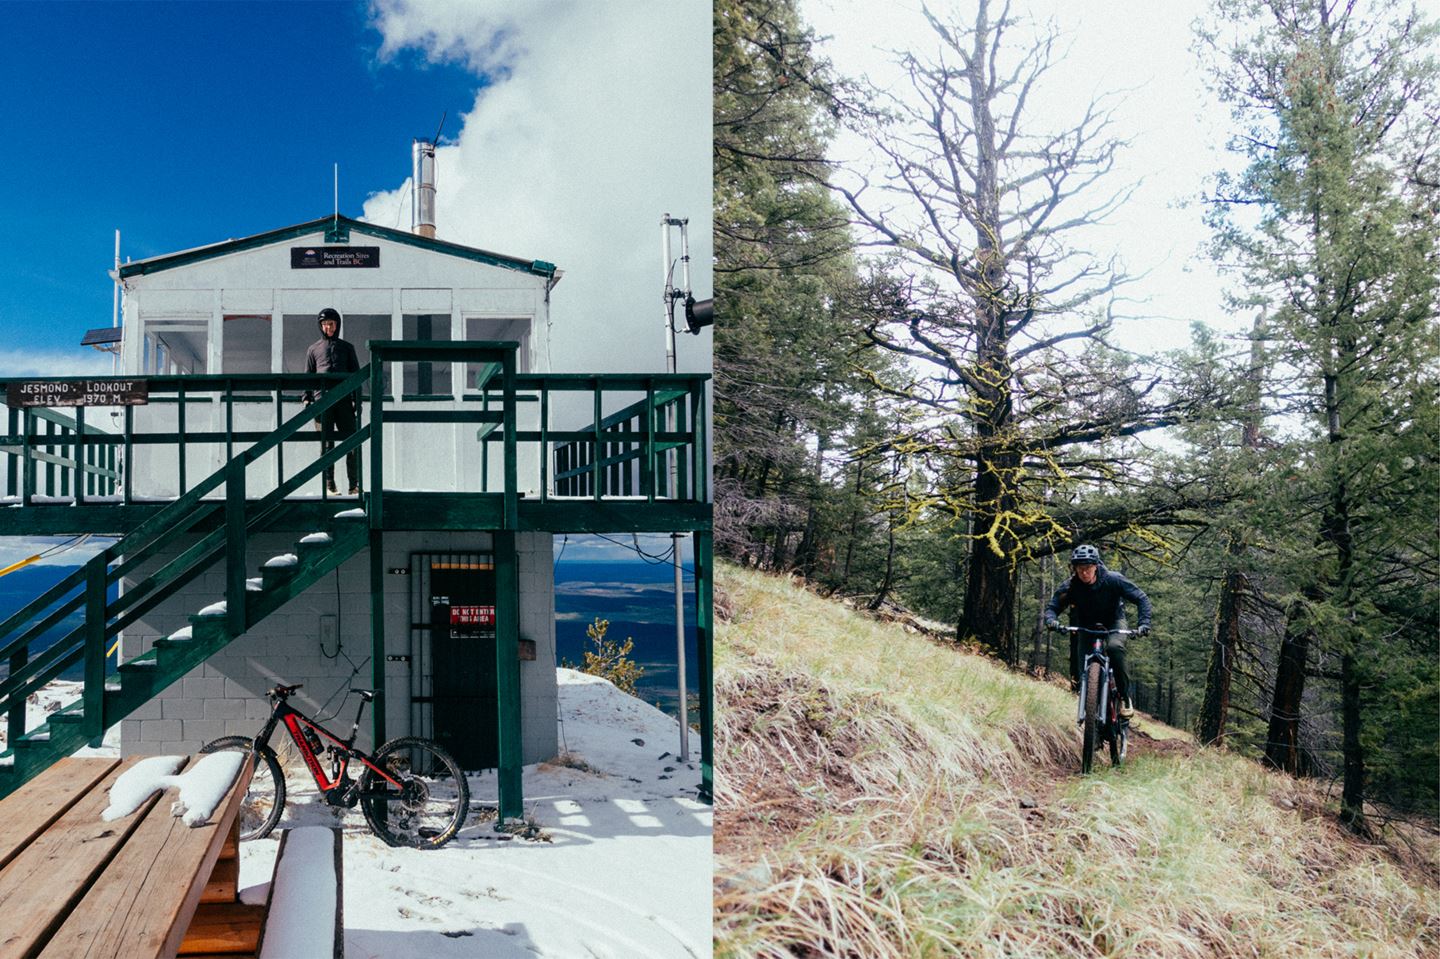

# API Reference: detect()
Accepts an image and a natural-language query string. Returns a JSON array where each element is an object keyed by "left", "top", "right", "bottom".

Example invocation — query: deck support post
[
  {"left": 495, "top": 529, "right": 523, "bottom": 823},
  {"left": 693, "top": 530, "right": 713, "bottom": 802},
  {"left": 84, "top": 555, "right": 107, "bottom": 746},
  {"left": 369, "top": 528, "right": 386, "bottom": 746},
  {"left": 224, "top": 460, "right": 246, "bottom": 637}
]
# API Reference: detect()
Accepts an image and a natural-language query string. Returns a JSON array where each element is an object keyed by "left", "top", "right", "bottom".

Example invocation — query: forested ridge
[{"left": 715, "top": 0, "right": 1439, "bottom": 831}]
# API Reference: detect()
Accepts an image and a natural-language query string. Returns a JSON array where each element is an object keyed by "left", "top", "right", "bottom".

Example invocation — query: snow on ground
[
  {"left": 6, "top": 671, "right": 711, "bottom": 956},
  {"left": 240, "top": 668, "right": 712, "bottom": 959}
]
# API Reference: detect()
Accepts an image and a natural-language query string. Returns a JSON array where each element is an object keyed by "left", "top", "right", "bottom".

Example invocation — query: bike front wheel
[
  {"left": 1081, "top": 661, "right": 1102, "bottom": 774},
  {"left": 200, "top": 736, "right": 286, "bottom": 841},
  {"left": 359, "top": 736, "right": 470, "bottom": 848}
]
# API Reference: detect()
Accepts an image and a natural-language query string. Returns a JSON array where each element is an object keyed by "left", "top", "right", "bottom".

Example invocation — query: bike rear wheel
[
  {"left": 200, "top": 736, "right": 285, "bottom": 841},
  {"left": 1082, "top": 661, "right": 1102, "bottom": 774},
  {"left": 359, "top": 736, "right": 470, "bottom": 848},
  {"left": 1109, "top": 720, "right": 1128, "bottom": 766}
]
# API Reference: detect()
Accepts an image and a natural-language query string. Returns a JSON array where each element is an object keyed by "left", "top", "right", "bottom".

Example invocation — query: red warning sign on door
[{"left": 450, "top": 605, "right": 495, "bottom": 626}]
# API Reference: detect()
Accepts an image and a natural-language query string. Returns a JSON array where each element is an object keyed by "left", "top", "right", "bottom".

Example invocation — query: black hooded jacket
[
  {"left": 304, "top": 317, "right": 360, "bottom": 403},
  {"left": 1045, "top": 563, "right": 1152, "bottom": 634}
]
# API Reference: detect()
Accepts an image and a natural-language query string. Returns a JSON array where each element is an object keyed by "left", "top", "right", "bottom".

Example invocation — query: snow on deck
[{"left": 101, "top": 751, "right": 245, "bottom": 826}]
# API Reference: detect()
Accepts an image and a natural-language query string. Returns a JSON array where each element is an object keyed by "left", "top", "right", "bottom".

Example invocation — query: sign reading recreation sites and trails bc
[
  {"left": 290, "top": 246, "right": 380, "bottom": 269},
  {"left": 6, "top": 379, "right": 149, "bottom": 408}
]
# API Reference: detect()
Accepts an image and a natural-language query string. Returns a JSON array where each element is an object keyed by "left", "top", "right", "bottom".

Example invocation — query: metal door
[{"left": 409, "top": 553, "right": 498, "bottom": 770}]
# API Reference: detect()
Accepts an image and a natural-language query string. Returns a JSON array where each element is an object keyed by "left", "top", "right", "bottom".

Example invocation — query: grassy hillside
[{"left": 714, "top": 563, "right": 1440, "bottom": 958}]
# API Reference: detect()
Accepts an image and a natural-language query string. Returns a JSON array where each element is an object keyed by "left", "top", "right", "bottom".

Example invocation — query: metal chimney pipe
[{"left": 412, "top": 139, "right": 437, "bottom": 238}]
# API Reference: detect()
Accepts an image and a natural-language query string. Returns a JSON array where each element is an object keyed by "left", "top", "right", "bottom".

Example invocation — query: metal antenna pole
[
  {"left": 112, "top": 230, "right": 120, "bottom": 376},
  {"left": 661, "top": 214, "right": 689, "bottom": 762}
]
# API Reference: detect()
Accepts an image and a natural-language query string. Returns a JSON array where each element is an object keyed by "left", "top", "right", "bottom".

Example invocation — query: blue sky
[{"left": 0, "top": 1, "right": 482, "bottom": 372}]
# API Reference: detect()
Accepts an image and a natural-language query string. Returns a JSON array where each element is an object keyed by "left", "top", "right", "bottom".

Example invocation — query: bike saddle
[
  {"left": 350, "top": 688, "right": 377, "bottom": 702},
  {"left": 269, "top": 683, "right": 303, "bottom": 697}
]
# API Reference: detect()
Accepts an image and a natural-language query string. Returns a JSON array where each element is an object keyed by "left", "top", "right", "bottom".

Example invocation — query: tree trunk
[
  {"left": 1198, "top": 566, "right": 1245, "bottom": 746},
  {"left": 1028, "top": 554, "right": 1050, "bottom": 671},
  {"left": 1199, "top": 316, "right": 1265, "bottom": 747},
  {"left": 959, "top": 450, "right": 1019, "bottom": 656},
  {"left": 1264, "top": 598, "right": 1312, "bottom": 773},
  {"left": 1339, "top": 647, "right": 1367, "bottom": 833},
  {"left": 795, "top": 426, "right": 830, "bottom": 580},
  {"left": 868, "top": 516, "right": 897, "bottom": 611}
]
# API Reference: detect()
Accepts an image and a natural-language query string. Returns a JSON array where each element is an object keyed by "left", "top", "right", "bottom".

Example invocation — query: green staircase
[{"left": 0, "top": 370, "right": 372, "bottom": 799}]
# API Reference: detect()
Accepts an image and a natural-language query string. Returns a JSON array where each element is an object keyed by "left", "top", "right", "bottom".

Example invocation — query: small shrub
[{"left": 565, "top": 618, "right": 645, "bottom": 696}]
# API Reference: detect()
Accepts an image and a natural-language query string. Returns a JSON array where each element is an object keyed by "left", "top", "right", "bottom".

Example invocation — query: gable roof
[{"left": 115, "top": 214, "right": 559, "bottom": 281}]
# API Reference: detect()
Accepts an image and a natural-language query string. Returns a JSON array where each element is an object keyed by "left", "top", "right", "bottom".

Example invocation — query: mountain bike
[
  {"left": 1054, "top": 626, "right": 1136, "bottom": 774},
  {"left": 201, "top": 683, "right": 469, "bottom": 848}
]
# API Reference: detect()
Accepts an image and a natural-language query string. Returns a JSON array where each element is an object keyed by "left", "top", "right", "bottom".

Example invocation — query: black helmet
[
  {"left": 1070, "top": 544, "right": 1101, "bottom": 565},
  {"left": 317, "top": 307, "right": 342, "bottom": 332}
]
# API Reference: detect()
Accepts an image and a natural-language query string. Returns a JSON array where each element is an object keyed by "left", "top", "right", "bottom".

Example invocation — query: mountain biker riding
[{"left": 1044, "top": 544, "right": 1152, "bottom": 718}]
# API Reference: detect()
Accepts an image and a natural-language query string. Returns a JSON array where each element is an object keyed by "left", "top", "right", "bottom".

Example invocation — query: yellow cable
[{"left": 0, "top": 555, "right": 42, "bottom": 578}]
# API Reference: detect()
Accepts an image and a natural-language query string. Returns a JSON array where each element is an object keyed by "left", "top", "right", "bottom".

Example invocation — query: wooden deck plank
[
  {"left": 0, "top": 758, "right": 119, "bottom": 872},
  {"left": 0, "top": 756, "right": 167, "bottom": 958},
  {"left": 42, "top": 755, "right": 252, "bottom": 959}
]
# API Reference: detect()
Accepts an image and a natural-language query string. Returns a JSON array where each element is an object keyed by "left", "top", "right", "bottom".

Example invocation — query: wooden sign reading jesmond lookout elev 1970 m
[{"left": 5, "top": 379, "right": 149, "bottom": 408}]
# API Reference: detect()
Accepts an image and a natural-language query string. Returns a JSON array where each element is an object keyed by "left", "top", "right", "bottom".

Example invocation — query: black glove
[
  {"left": 1044, "top": 618, "right": 1060, "bottom": 631},
  {"left": 1136, "top": 624, "right": 1151, "bottom": 637}
]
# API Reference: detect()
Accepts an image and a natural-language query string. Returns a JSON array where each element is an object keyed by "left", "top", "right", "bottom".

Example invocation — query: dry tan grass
[{"left": 714, "top": 563, "right": 1440, "bottom": 959}]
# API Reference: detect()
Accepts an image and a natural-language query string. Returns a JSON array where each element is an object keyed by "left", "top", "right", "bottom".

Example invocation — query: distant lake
[
  {"left": 0, "top": 565, "right": 117, "bottom": 681},
  {"left": 554, "top": 558, "right": 699, "bottom": 721}
]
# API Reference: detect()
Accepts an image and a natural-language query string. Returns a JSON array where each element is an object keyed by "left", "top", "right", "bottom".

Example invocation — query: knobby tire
[
  {"left": 360, "top": 736, "right": 470, "bottom": 849},
  {"left": 1110, "top": 719, "right": 1128, "bottom": 767},
  {"left": 201, "top": 736, "right": 286, "bottom": 841},
  {"left": 1082, "top": 661, "right": 1102, "bottom": 774}
]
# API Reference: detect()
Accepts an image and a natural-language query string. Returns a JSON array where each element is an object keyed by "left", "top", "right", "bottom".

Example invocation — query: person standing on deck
[{"left": 304, "top": 307, "right": 361, "bottom": 495}]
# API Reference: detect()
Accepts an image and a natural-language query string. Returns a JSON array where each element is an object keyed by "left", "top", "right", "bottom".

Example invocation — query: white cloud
[
  {"left": 0, "top": 349, "right": 120, "bottom": 378},
  {"left": 363, "top": 0, "right": 712, "bottom": 376}
]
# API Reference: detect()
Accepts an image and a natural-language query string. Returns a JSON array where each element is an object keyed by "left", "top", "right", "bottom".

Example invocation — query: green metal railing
[
  {"left": 0, "top": 342, "right": 711, "bottom": 754},
  {"left": 0, "top": 368, "right": 370, "bottom": 747},
  {"left": 0, "top": 346, "right": 710, "bottom": 507},
  {"left": 1, "top": 406, "right": 120, "bottom": 503}
]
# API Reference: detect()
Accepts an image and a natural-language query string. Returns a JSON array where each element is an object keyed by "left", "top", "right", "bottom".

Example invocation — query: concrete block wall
[{"left": 119, "top": 528, "right": 558, "bottom": 767}]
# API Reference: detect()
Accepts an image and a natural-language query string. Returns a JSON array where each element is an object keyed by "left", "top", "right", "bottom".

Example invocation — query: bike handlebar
[{"left": 1050, "top": 625, "right": 1139, "bottom": 635}]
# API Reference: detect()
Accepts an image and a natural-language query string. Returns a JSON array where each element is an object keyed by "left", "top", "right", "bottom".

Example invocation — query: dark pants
[
  {"left": 317, "top": 402, "right": 359, "bottom": 491},
  {"left": 1072, "top": 632, "right": 1131, "bottom": 704}
]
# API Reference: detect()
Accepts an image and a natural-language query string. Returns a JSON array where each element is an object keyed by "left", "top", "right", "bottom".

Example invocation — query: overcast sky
[{"left": 802, "top": 0, "right": 1251, "bottom": 350}]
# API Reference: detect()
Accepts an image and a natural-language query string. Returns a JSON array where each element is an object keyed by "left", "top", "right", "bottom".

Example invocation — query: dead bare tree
[{"left": 833, "top": 1, "right": 1203, "bottom": 657}]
